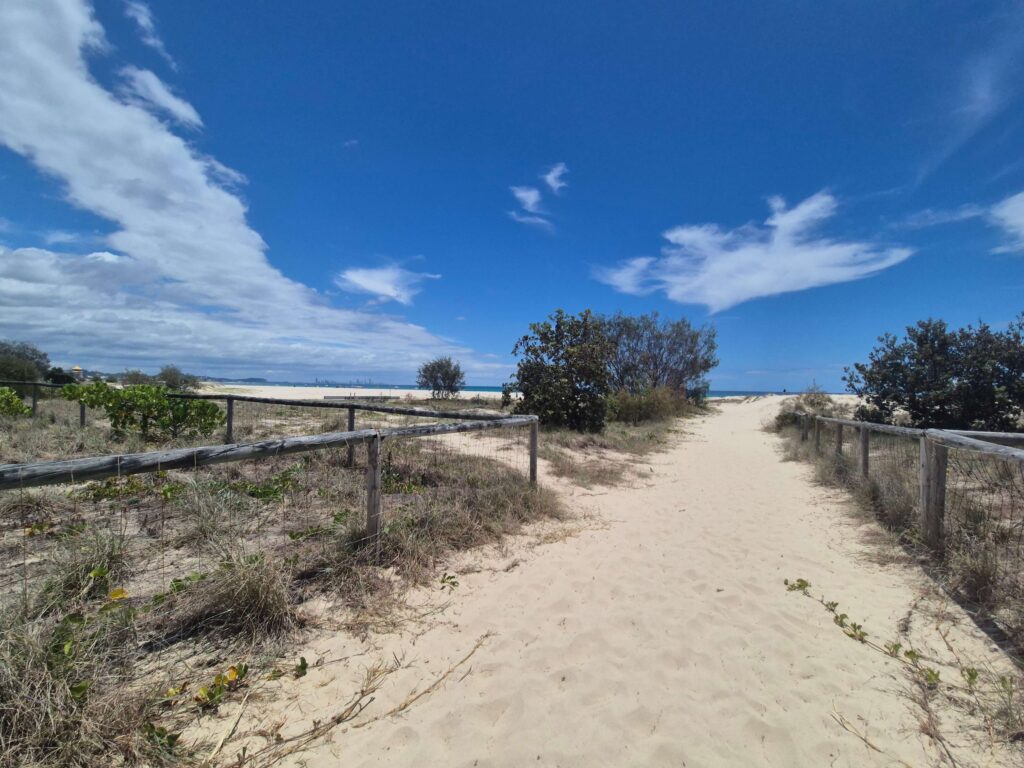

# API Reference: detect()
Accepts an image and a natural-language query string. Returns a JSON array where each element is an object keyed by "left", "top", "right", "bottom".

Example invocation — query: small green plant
[
  {"left": 194, "top": 663, "right": 248, "bottom": 711},
  {"left": 0, "top": 386, "right": 31, "bottom": 417},
  {"left": 293, "top": 656, "right": 309, "bottom": 678},
  {"left": 439, "top": 572, "right": 459, "bottom": 593},
  {"left": 75, "top": 476, "right": 147, "bottom": 502},
  {"left": 225, "top": 465, "right": 300, "bottom": 501},
  {"left": 142, "top": 722, "right": 181, "bottom": 754},
  {"left": 784, "top": 577, "right": 811, "bottom": 594}
]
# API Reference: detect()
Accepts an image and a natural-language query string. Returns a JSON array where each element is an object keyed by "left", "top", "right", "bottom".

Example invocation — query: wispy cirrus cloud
[
  {"left": 899, "top": 188, "right": 1024, "bottom": 254},
  {"left": 898, "top": 204, "right": 986, "bottom": 229},
  {"left": 917, "top": 8, "right": 1024, "bottom": 182},
  {"left": 542, "top": 162, "right": 568, "bottom": 193},
  {"left": 334, "top": 265, "right": 440, "bottom": 305},
  {"left": 123, "top": 1, "right": 176, "bottom": 69},
  {"left": 120, "top": 66, "right": 201, "bottom": 127},
  {"left": 595, "top": 192, "right": 912, "bottom": 312},
  {"left": 0, "top": 0, "right": 486, "bottom": 379}
]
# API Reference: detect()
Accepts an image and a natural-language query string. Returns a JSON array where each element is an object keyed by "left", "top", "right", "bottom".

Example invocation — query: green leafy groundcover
[
  {"left": 0, "top": 386, "right": 31, "bottom": 417},
  {"left": 62, "top": 382, "right": 224, "bottom": 440}
]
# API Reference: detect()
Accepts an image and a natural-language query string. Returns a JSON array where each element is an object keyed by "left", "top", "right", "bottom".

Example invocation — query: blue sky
[{"left": 1, "top": 1, "right": 1023, "bottom": 390}]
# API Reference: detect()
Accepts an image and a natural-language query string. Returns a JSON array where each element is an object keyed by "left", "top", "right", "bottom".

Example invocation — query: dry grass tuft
[
  {"left": 0, "top": 604, "right": 181, "bottom": 767},
  {"left": 152, "top": 554, "right": 296, "bottom": 646}
]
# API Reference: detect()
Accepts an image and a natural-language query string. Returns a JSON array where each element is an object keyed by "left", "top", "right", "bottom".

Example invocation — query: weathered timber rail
[
  {"left": 807, "top": 415, "right": 1024, "bottom": 550},
  {"left": 0, "top": 414, "right": 540, "bottom": 555}
]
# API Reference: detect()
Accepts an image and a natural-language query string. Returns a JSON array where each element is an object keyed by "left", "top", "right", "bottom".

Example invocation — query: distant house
[{"left": 71, "top": 365, "right": 84, "bottom": 381}]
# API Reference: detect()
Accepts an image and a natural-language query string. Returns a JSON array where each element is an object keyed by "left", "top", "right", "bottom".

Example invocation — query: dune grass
[{"left": 0, "top": 421, "right": 558, "bottom": 766}]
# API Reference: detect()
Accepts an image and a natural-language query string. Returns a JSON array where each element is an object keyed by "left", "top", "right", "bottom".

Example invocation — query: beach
[
  {"left": 214, "top": 395, "right": 1017, "bottom": 767},
  {"left": 200, "top": 383, "right": 504, "bottom": 401}
]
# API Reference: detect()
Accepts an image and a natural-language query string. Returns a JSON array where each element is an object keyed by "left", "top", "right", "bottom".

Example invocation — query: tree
[
  {"left": 601, "top": 312, "right": 718, "bottom": 399},
  {"left": 46, "top": 367, "right": 77, "bottom": 385},
  {"left": 416, "top": 356, "right": 465, "bottom": 399},
  {"left": 121, "top": 369, "right": 155, "bottom": 385},
  {"left": 503, "top": 309, "right": 612, "bottom": 432},
  {"left": 156, "top": 365, "right": 200, "bottom": 391},
  {"left": 844, "top": 316, "right": 1024, "bottom": 430},
  {"left": 0, "top": 340, "right": 49, "bottom": 383}
]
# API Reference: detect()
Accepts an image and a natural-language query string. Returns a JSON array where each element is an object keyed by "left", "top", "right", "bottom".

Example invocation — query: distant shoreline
[{"left": 200, "top": 382, "right": 805, "bottom": 402}]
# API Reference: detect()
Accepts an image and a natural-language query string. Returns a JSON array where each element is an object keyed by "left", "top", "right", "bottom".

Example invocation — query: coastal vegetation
[
  {"left": 844, "top": 316, "right": 1024, "bottom": 430},
  {"left": 415, "top": 355, "right": 465, "bottom": 400},
  {"left": 502, "top": 309, "right": 717, "bottom": 433},
  {"left": 62, "top": 381, "right": 225, "bottom": 441},
  {"left": 0, "top": 411, "right": 559, "bottom": 766}
]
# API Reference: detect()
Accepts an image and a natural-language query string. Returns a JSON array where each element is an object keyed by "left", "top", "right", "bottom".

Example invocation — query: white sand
[
  {"left": 199, "top": 383, "right": 503, "bottom": 401},
  {"left": 214, "top": 396, "right": 1017, "bottom": 766}
]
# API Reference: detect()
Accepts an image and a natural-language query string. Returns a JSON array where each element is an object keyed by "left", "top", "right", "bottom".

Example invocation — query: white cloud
[
  {"left": 123, "top": 1, "right": 176, "bottom": 69},
  {"left": 0, "top": 0, "right": 492, "bottom": 379},
  {"left": 42, "top": 230, "right": 84, "bottom": 245},
  {"left": 595, "top": 192, "right": 913, "bottom": 312},
  {"left": 510, "top": 185, "right": 543, "bottom": 213},
  {"left": 334, "top": 266, "right": 440, "bottom": 305},
  {"left": 899, "top": 204, "right": 986, "bottom": 228},
  {"left": 506, "top": 210, "right": 554, "bottom": 231},
  {"left": 507, "top": 184, "right": 553, "bottom": 230},
  {"left": 990, "top": 191, "right": 1024, "bottom": 252},
  {"left": 918, "top": 10, "right": 1024, "bottom": 181},
  {"left": 120, "top": 66, "right": 201, "bottom": 127},
  {"left": 542, "top": 162, "right": 568, "bottom": 193}
]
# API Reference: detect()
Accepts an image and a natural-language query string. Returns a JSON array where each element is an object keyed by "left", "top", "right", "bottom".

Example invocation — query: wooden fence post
[
  {"left": 814, "top": 417, "right": 821, "bottom": 453},
  {"left": 225, "top": 397, "right": 234, "bottom": 444},
  {"left": 529, "top": 419, "right": 538, "bottom": 484},
  {"left": 366, "top": 434, "right": 382, "bottom": 560},
  {"left": 31, "top": 383, "right": 38, "bottom": 417},
  {"left": 859, "top": 426, "right": 870, "bottom": 478},
  {"left": 346, "top": 406, "right": 356, "bottom": 467},
  {"left": 835, "top": 423, "right": 844, "bottom": 456},
  {"left": 919, "top": 437, "right": 947, "bottom": 550},
  {"left": 79, "top": 402, "right": 86, "bottom": 428},
  {"left": 800, "top": 415, "right": 809, "bottom": 442}
]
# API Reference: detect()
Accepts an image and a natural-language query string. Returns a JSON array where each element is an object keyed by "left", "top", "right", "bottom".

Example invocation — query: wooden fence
[
  {"left": 806, "top": 415, "right": 1024, "bottom": 551},
  {"left": 0, "top": 380, "right": 539, "bottom": 557},
  {"left": 0, "top": 380, "right": 506, "bottom": 444}
]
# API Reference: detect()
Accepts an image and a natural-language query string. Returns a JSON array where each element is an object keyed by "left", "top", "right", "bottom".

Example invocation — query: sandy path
[{"left": 234, "top": 397, "right": 1014, "bottom": 767}]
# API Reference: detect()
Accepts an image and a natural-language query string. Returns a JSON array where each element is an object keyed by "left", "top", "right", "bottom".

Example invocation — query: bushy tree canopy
[
  {"left": 0, "top": 340, "right": 49, "bottom": 382},
  {"left": 156, "top": 365, "right": 200, "bottom": 391},
  {"left": 504, "top": 309, "right": 613, "bottom": 432},
  {"left": 601, "top": 312, "right": 717, "bottom": 400},
  {"left": 416, "top": 356, "right": 465, "bottom": 399},
  {"left": 844, "top": 316, "right": 1024, "bottom": 430}
]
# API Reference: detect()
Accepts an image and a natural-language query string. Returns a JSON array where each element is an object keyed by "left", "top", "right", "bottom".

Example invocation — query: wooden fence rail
[
  {"left": 809, "top": 415, "right": 1024, "bottom": 552},
  {"left": 0, "top": 414, "right": 539, "bottom": 556}
]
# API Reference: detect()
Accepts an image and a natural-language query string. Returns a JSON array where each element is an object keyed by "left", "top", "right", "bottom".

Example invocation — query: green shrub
[
  {"left": 845, "top": 316, "right": 1024, "bottom": 430},
  {"left": 63, "top": 382, "right": 224, "bottom": 441},
  {"left": 772, "top": 383, "right": 843, "bottom": 431},
  {"left": 0, "top": 386, "right": 31, "bottom": 417},
  {"left": 503, "top": 309, "right": 612, "bottom": 433},
  {"left": 607, "top": 387, "right": 691, "bottom": 425}
]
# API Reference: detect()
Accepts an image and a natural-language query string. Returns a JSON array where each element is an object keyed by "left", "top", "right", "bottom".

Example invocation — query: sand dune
[{"left": 217, "top": 396, "right": 1017, "bottom": 767}]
